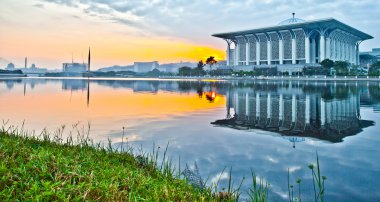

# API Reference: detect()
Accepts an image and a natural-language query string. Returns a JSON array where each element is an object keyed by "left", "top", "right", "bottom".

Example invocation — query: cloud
[
  {"left": 33, "top": 3, "right": 45, "bottom": 8},
  {"left": 41, "top": 0, "right": 380, "bottom": 49},
  {"left": 45, "top": 0, "right": 78, "bottom": 7}
]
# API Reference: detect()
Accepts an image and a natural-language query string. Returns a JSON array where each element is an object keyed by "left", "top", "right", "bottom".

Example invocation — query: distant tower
[
  {"left": 25, "top": 57, "right": 27, "bottom": 68},
  {"left": 88, "top": 47, "right": 91, "bottom": 72}
]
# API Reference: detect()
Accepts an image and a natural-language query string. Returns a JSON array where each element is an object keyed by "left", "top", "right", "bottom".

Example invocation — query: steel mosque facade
[{"left": 212, "top": 16, "right": 373, "bottom": 71}]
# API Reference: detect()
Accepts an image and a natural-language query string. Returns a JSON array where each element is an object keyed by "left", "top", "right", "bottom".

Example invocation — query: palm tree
[{"left": 205, "top": 56, "right": 217, "bottom": 71}]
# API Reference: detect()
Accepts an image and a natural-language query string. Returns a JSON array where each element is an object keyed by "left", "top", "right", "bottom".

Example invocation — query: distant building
[
  {"left": 360, "top": 48, "right": 380, "bottom": 67},
  {"left": 63, "top": 62, "right": 88, "bottom": 73},
  {"left": 19, "top": 63, "right": 47, "bottom": 74},
  {"left": 97, "top": 65, "right": 134, "bottom": 72},
  {"left": 158, "top": 62, "right": 197, "bottom": 73},
  {"left": 215, "top": 60, "right": 227, "bottom": 69},
  {"left": 6, "top": 63, "right": 15, "bottom": 70},
  {"left": 133, "top": 61, "right": 159, "bottom": 73}
]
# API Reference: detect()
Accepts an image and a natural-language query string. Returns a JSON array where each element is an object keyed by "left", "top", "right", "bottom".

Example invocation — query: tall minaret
[
  {"left": 25, "top": 57, "right": 27, "bottom": 68},
  {"left": 88, "top": 47, "right": 91, "bottom": 72}
]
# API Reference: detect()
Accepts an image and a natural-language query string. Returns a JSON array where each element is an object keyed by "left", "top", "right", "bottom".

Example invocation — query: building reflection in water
[
  {"left": 213, "top": 83, "right": 374, "bottom": 143},
  {"left": 62, "top": 79, "right": 88, "bottom": 91},
  {"left": 60, "top": 79, "right": 91, "bottom": 107}
]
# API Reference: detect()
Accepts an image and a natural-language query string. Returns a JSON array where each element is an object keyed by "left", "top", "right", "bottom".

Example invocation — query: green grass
[
  {"left": 0, "top": 123, "right": 327, "bottom": 201},
  {"left": 0, "top": 129, "right": 219, "bottom": 201}
]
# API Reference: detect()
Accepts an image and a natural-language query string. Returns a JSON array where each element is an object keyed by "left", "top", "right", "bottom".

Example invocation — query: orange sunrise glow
[
  {"left": 0, "top": 0, "right": 225, "bottom": 70},
  {"left": 0, "top": 81, "right": 225, "bottom": 138}
]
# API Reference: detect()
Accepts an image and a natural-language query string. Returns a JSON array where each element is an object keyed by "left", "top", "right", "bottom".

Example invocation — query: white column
[
  {"left": 267, "top": 41, "right": 272, "bottom": 65},
  {"left": 235, "top": 43, "right": 239, "bottom": 66},
  {"left": 350, "top": 43, "right": 354, "bottom": 63},
  {"left": 321, "top": 98, "right": 325, "bottom": 126},
  {"left": 226, "top": 43, "right": 231, "bottom": 66},
  {"left": 305, "top": 95, "right": 310, "bottom": 124},
  {"left": 351, "top": 43, "right": 356, "bottom": 64},
  {"left": 246, "top": 42, "right": 250, "bottom": 65},
  {"left": 336, "top": 40, "right": 340, "bottom": 61},
  {"left": 343, "top": 42, "right": 347, "bottom": 61},
  {"left": 330, "top": 38, "right": 335, "bottom": 61},
  {"left": 305, "top": 37, "right": 310, "bottom": 63},
  {"left": 256, "top": 42, "right": 260, "bottom": 65},
  {"left": 279, "top": 94, "right": 284, "bottom": 121},
  {"left": 245, "top": 93, "right": 249, "bottom": 117},
  {"left": 326, "top": 38, "right": 331, "bottom": 60},
  {"left": 338, "top": 41, "right": 342, "bottom": 61},
  {"left": 292, "top": 94, "right": 296, "bottom": 123},
  {"left": 345, "top": 42, "right": 349, "bottom": 61},
  {"left": 292, "top": 38, "right": 296, "bottom": 64},
  {"left": 267, "top": 93, "right": 271, "bottom": 119},
  {"left": 311, "top": 39, "right": 316, "bottom": 63},
  {"left": 326, "top": 101, "right": 331, "bottom": 124},
  {"left": 356, "top": 44, "right": 359, "bottom": 65},
  {"left": 335, "top": 40, "right": 340, "bottom": 61},
  {"left": 348, "top": 43, "right": 352, "bottom": 63},
  {"left": 256, "top": 93, "right": 260, "bottom": 118},
  {"left": 279, "top": 39, "right": 284, "bottom": 64},
  {"left": 234, "top": 93, "right": 239, "bottom": 114},
  {"left": 352, "top": 43, "right": 355, "bottom": 63},
  {"left": 320, "top": 35, "right": 326, "bottom": 62}
]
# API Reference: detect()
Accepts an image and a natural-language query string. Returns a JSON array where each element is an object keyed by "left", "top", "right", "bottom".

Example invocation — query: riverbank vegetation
[
  {"left": 0, "top": 126, "right": 216, "bottom": 201},
  {"left": 0, "top": 124, "right": 327, "bottom": 201}
]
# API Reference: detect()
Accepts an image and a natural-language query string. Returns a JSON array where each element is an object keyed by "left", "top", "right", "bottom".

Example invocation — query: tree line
[
  {"left": 178, "top": 56, "right": 218, "bottom": 76},
  {"left": 178, "top": 57, "right": 380, "bottom": 77}
]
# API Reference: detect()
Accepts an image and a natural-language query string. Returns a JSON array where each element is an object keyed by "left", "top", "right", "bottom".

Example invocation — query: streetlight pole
[{"left": 122, "top": 126, "right": 125, "bottom": 152}]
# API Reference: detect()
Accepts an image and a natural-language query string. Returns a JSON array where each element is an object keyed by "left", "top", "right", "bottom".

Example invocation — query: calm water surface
[{"left": 1, "top": 78, "right": 379, "bottom": 201}]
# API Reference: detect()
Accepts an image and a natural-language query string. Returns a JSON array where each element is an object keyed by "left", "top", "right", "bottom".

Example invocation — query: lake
[{"left": 1, "top": 77, "right": 379, "bottom": 201}]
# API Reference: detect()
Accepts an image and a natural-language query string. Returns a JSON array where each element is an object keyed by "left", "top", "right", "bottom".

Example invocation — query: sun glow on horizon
[{"left": 0, "top": 0, "right": 226, "bottom": 70}]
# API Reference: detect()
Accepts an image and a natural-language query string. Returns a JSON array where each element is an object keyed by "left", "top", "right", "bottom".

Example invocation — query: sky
[{"left": 0, "top": 0, "right": 379, "bottom": 70}]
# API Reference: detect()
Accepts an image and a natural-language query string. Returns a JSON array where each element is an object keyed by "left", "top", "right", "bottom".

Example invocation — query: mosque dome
[{"left": 278, "top": 13, "right": 305, "bottom": 25}]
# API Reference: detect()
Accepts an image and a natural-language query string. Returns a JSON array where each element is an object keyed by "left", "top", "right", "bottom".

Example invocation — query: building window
[
  {"left": 294, "top": 29, "right": 305, "bottom": 59},
  {"left": 281, "top": 31, "right": 292, "bottom": 60},
  {"left": 248, "top": 36, "right": 257, "bottom": 62},
  {"left": 269, "top": 32, "right": 280, "bottom": 61},
  {"left": 236, "top": 36, "right": 246, "bottom": 63},
  {"left": 257, "top": 34, "right": 268, "bottom": 61}
]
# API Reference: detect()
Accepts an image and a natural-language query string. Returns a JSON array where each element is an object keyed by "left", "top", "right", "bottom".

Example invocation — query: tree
[
  {"left": 205, "top": 56, "right": 217, "bottom": 71},
  {"left": 368, "top": 61, "right": 380, "bottom": 76},
  {"left": 178, "top": 66, "right": 193, "bottom": 76},
  {"left": 334, "top": 61, "right": 349, "bottom": 76},
  {"left": 197, "top": 60, "right": 205, "bottom": 70},
  {"left": 349, "top": 65, "right": 360, "bottom": 76},
  {"left": 147, "top": 68, "right": 160, "bottom": 77},
  {"left": 320, "top": 59, "right": 334, "bottom": 69}
]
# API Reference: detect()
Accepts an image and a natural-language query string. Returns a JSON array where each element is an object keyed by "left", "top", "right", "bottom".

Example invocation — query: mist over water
[{"left": 1, "top": 78, "right": 379, "bottom": 201}]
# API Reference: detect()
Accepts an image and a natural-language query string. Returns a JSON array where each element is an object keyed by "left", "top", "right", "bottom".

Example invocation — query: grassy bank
[
  {"left": 0, "top": 125, "right": 327, "bottom": 201},
  {"left": 0, "top": 130, "right": 218, "bottom": 201}
]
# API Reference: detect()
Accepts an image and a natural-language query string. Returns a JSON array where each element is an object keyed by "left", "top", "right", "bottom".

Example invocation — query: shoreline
[
  {"left": 2, "top": 75, "right": 380, "bottom": 82},
  {"left": 158, "top": 75, "right": 380, "bottom": 82},
  {"left": 0, "top": 74, "right": 27, "bottom": 77}
]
